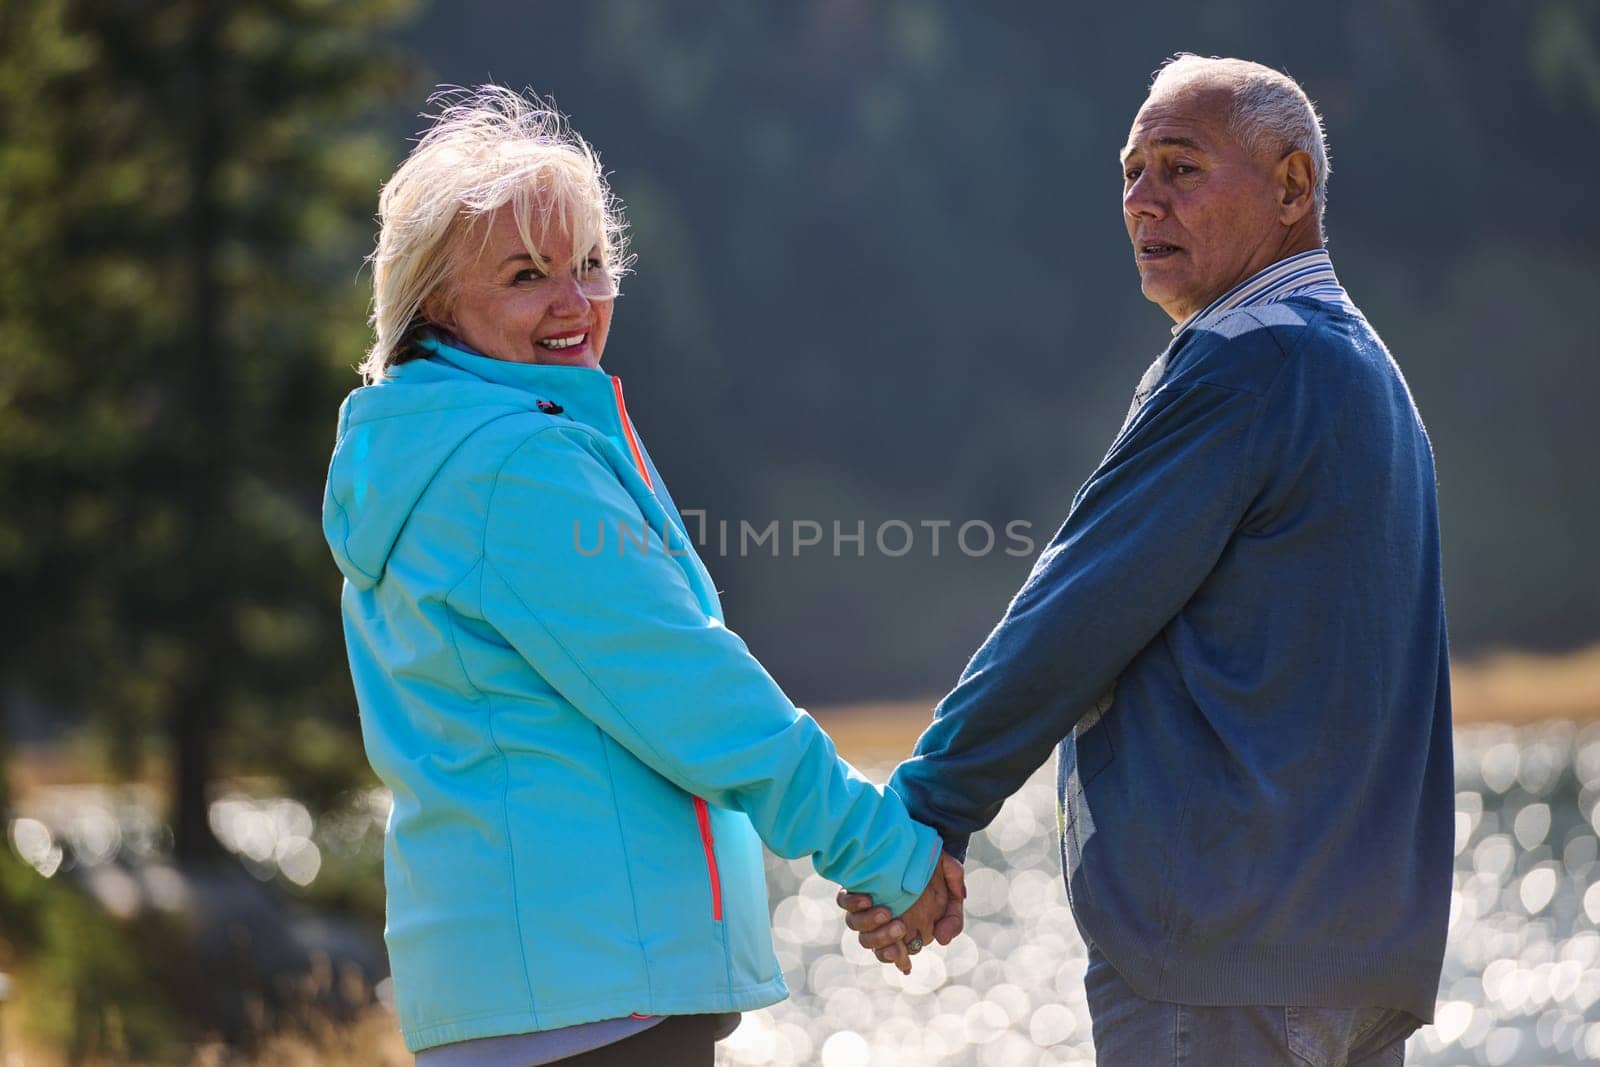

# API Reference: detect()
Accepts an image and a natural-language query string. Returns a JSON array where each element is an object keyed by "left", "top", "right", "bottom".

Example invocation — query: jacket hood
[
  {"left": 322, "top": 363, "right": 537, "bottom": 589},
  {"left": 324, "top": 338, "right": 659, "bottom": 590}
]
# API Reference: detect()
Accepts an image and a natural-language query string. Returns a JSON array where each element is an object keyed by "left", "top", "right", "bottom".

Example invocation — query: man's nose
[{"left": 1123, "top": 173, "right": 1166, "bottom": 221}]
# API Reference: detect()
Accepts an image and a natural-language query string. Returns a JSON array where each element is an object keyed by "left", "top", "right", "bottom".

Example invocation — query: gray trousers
[{"left": 1086, "top": 945, "right": 1421, "bottom": 1066}]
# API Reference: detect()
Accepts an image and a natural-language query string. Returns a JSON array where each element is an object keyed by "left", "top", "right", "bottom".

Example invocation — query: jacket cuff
[
  {"left": 940, "top": 831, "right": 972, "bottom": 865},
  {"left": 879, "top": 827, "right": 941, "bottom": 916}
]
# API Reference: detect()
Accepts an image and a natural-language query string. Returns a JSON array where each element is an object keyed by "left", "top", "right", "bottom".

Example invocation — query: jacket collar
[{"left": 412, "top": 334, "right": 629, "bottom": 441}]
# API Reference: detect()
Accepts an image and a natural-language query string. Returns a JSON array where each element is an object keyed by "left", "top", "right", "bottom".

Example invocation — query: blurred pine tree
[{"left": 0, "top": 0, "right": 417, "bottom": 842}]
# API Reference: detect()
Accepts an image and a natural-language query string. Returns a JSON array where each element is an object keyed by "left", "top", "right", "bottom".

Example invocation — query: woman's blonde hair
[{"left": 361, "top": 86, "right": 631, "bottom": 383}]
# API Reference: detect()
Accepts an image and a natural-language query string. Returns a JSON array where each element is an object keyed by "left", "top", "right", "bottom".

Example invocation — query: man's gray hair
[{"left": 1152, "top": 55, "right": 1331, "bottom": 238}]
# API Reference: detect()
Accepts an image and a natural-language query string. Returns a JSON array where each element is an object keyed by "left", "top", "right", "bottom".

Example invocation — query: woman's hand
[{"left": 836, "top": 852, "right": 967, "bottom": 973}]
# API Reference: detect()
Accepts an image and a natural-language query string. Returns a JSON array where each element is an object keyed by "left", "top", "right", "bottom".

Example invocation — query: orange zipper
[
  {"left": 693, "top": 796, "right": 724, "bottom": 921},
  {"left": 611, "top": 376, "right": 722, "bottom": 922},
  {"left": 610, "top": 376, "right": 653, "bottom": 489}
]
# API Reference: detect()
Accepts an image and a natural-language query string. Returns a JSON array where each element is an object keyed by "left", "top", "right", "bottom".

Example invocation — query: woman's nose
[{"left": 548, "top": 271, "right": 591, "bottom": 314}]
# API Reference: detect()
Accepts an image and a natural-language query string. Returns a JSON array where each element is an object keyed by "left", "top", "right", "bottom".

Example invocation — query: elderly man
[{"left": 840, "top": 55, "right": 1452, "bottom": 1065}]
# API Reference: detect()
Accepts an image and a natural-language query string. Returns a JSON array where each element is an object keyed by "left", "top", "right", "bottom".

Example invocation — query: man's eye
[
  {"left": 1124, "top": 167, "right": 1142, "bottom": 182},
  {"left": 1174, "top": 164, "right": 1198, "bottom": 175}
]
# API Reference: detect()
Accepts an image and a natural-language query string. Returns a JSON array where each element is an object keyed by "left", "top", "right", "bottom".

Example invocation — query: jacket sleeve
[
  {"left": 890, "top": 381, "right": 1268, "bottom": 860},
  {"left": 479, "top": 425, "right": 940, "bottom": 915}
]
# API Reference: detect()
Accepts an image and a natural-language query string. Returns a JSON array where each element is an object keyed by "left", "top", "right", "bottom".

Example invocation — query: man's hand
[{"left": 836, "top": 852, "right": 966, "bottom": 973}]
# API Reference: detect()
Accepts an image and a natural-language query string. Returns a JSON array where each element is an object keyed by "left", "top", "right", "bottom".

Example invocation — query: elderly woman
[{"left": 321, "top": 87, "right": 960, "bottom": 1066}]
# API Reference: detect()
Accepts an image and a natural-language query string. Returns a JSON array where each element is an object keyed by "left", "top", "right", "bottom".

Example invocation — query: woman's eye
[
  {"left": 512, "top": 268, "right": 545, "bottom": 285},
  {"left": 583, "top": 257, "right": 605, "bottom": 273}
]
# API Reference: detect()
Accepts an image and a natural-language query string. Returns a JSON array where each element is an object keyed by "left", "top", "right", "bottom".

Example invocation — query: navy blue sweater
[{"left": 890, "top": 295, "right": 1453, "bottom": 1021}]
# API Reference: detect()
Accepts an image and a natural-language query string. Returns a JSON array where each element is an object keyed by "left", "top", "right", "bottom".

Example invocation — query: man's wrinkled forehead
[{"left": 1120, "top": 82, "right": 1235, "bottom": 163}]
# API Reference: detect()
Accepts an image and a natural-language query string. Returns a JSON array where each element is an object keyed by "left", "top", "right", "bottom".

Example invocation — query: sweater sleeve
[
  {"left": 479, "top": 425, "right": 940, "bottom": 915},
  {"left": 889, "top": 381, "right": 1267, "bottom": 859}
]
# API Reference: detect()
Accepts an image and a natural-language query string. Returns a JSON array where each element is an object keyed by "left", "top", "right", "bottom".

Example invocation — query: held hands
[{"left": 835, "top": 851, "right": 967, "bottom": 974}]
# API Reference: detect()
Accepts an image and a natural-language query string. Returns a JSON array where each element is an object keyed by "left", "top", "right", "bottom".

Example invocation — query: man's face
[{"left": 1121, "top": 83, "right": 1290, "bottom": 324}]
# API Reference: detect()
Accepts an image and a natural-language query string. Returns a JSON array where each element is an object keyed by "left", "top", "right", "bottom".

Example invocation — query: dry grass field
[{"left": 812, "top": 643, "right": 1600, "bottom": 763}]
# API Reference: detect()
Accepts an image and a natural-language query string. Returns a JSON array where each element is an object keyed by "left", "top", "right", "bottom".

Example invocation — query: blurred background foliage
[
  {"left": 0, "top": 0, "right": 412, "bottom": 845},
  {"left": 0, "top": 0, "right": 1596, "bottom": 1061},
  {"left": 405, "top": 0, "right": 1600, "bottom": 700}
]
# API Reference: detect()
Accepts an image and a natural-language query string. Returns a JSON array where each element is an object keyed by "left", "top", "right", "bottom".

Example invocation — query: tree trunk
[
  {"left": 0, "top": 704, "right": 10, "bottom": 821},
  {"left": 173, "top": 0, "right": 228, "bottom": 861}
]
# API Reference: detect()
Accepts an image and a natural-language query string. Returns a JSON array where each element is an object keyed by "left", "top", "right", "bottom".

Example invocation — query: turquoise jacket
[{"left": 322, "top": 338, "right": 939, "bottom": 1052}]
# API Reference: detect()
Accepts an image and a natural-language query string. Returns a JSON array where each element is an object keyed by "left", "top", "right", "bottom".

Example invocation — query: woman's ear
[{"left": 421, "top": 288, "right": 454, "bottom": 331}]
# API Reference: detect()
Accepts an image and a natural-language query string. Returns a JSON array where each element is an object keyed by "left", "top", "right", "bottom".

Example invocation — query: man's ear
[{"left": 1276, "top": 149, "right": 1317, "bottom": 226}]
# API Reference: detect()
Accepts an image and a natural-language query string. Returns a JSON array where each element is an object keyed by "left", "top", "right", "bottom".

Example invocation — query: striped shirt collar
[{"left": 1171, "top": 248, "right": 1354, "bottom": 337}]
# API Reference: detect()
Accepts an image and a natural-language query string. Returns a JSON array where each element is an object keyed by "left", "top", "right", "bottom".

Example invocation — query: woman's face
[{"left": 432, "top": 201, "right": 614, "bottom": 368}]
